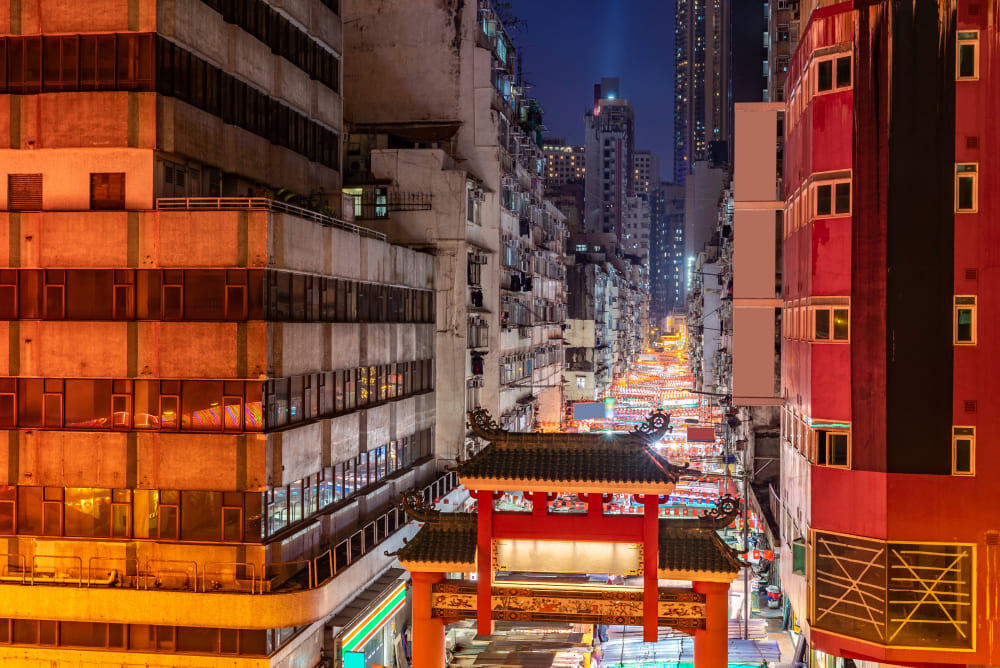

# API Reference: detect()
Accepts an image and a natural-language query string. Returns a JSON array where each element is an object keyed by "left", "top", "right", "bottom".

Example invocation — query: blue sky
[{"left": 505, "top": 0, "right": 676, "bottom": 176}]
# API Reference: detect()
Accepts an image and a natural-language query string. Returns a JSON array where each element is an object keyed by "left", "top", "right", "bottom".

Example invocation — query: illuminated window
[
  {"left": 812, "top": 304, "right": 849, "bottom": 342},
  {"left": 576, "top": 376, "right": 586, "bottom": 389},
  {"left": 957, "top": 31, "right": 979, "bottom": 80},
  {"left": 952, "top": 426, "right": 974, "bottom": 475},
  {"left": 954, "top": 295, "right": 976, "bottom": 344},
  {"left": 955, "top": 163, "right": 977, "bottom": 212}
]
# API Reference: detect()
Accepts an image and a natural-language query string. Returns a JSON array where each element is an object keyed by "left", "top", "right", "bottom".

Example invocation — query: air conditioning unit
[{"left": 518, "top": 326, "right": 531, "bottom": 338}]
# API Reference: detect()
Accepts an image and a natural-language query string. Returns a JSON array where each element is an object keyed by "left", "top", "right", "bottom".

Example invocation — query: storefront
[{"left": 334, "top": 571, "right": 409, "bottom": 668}]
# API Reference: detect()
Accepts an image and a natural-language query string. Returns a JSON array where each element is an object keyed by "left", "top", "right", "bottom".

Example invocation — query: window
[
  {"left": 814, "top": 180, "right": 851, "bottom": 217},
  {"left": 90, "top": 173, "right": 125, "bottom": 210},
  {"left": 792, "top": 538, "right": 807, "bottom": 575},
  {"left": 7, "top": 174, "right": 42, "bottom": 211},
  {"left": 815, "top": 54, "right": 851, "bottom": 93},
  {"left": 812, "top": 305, "right": 850, "bottom": 342},
  {"left": 957, "top": 31, "right": 979, "bottom": 80},
  {"left": 814, "top": 428, "right": 850, "bottom": 467},
  {"left": 954, "top": 296, "right": 976, "bottom": 344},
  {"left": 955, "top": 163, "right": 977, "bottom": 212},
  {"left": 952, "top": 427, "right": 974, "bottom": 475},
  {"left": 576, "top": 376, "right": 586, "bottom": 389}
]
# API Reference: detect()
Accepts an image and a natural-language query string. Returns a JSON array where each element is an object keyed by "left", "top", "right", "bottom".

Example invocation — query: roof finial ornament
[
  {"left": 698, "top": 494, "right": 741, "bottom": 529},
  {"left": 468, "top": 408, "right": 503, "bottom": 439},
  {"left": 397, "top": 488, "right": 441, "bottom": 522},
  {"left": 630, "top": 411, "right": 672, "bottom": 442}
]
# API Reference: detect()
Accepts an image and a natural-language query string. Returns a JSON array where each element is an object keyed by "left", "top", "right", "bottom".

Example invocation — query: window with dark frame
[{"left": 90, "top": 172, "right": 125, "bottom": 210}]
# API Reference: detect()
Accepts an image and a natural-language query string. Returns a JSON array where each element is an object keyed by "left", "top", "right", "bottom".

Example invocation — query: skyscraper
[
  {"left": 543, "top": 139, "right": 586, "bottom": 186},
  {"left": 673, "top": 0, "right": 732, "bottom": 183},
  {"left": 584, "top": 78, "right": 635, "bottom": 236},
  {"left": 633, "top": 149, "right": 661, "bottom": 195},
  {"left": 649, "top": 183, "right": 686, "bottom": 325}
]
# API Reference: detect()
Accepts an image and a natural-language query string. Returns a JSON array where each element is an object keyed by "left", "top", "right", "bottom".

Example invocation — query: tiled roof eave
[{"left": 459, "top": 477, "right": 678, "bottom": 494}]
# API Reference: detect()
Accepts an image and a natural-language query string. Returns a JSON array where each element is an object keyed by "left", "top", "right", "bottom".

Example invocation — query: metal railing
[
  {"left": 155, "top": 197, "right": 387, "bottom": 241},
  {"left": 0, "top": 471, "right": 459, "bottom": 595}
]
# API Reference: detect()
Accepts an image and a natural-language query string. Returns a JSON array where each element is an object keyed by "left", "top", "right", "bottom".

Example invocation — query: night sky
[{"left": 506, "top": 0, "right": 677, "bottom": 179}]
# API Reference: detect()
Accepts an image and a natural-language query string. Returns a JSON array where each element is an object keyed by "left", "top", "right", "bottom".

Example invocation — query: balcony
[
  {"left": 0, "top": 473, "right": 458, "bottom": 628},
  {"left": 155, "top": 197, "right": 385, "bottom": 240}
]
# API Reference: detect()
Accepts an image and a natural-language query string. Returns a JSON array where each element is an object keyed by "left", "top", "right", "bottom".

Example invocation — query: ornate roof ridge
[{"left": 467, "top": 409, "right": 672, "bottom": 446}]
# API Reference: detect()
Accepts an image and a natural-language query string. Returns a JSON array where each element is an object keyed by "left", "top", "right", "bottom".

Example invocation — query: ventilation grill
[
  {"left": 966, "top": 136, "right": 980, "bottom": 149},
  {"left": 968, "top": 3, "right": 981, "bottom": 15},
  {"left": 7, "top": 174, "right": 42, "bottom": 211},
  {"left": 965, "top": 268, "right": 979, "bottom": 281},
  {"left": 964, "top": 400, "right": 977, "bottom": 413},
  {"left": 987, "top": 531, "right": 1000, "bottom": 546}
]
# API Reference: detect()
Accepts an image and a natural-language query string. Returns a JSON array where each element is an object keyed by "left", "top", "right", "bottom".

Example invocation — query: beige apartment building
[{"left": 0, "top": 0, "right": 450, "bottom": 665}]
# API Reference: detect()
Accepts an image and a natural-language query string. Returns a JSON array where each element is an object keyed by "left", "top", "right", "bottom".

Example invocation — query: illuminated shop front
[{"left": 335, "top": 575, "right": 409, "bottom": 668}]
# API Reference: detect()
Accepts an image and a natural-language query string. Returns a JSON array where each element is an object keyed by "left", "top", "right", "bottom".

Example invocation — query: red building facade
[{"left": 780, "top": 0, "right": 998, "bottom": 663}]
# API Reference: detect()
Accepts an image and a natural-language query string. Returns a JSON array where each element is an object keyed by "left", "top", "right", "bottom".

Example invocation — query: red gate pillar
[
  {"left": 642, "top": 494, "right": 660, "bottom": 643},
  {"left": 475, "top": 489, "right": 495, "bottom": 636},
  {"left": 693, "top": 580, "right": 730, "bottom": 668},
  {"left": 411, "top": 572, "right": 446, "bottom": 668}
]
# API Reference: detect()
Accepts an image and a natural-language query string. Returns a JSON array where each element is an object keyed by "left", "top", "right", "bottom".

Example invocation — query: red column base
[
  {"left": 411, "top": 572, "right": 446, "bottom": 668},
  {"left": 693, "top": 580, "right": 730, "bottom": 668}
]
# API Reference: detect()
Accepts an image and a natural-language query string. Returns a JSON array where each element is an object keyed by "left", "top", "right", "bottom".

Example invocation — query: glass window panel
[
  {"left": 108, "top": 623, "right": 124, "bottom": 648},
  {"left": 816, "top": 184, "right": 832, "bottom": 216},
  {"left": 239, "top": 629, "right": 268, "bottom": 656},
  {"left": 160, "top": 504, "right": 179, "bottom": 539},
  {"left": 833, "top": 309, "right": 849, "bottom": 340},
  {"left": 958, "top": 43, "right": 976, "bottom": 78},
  {"left": 223, "top": 395, "right": 242, "bottom": 431},
  {"left": 957, "top": 308, "right": 974, "bottom": 342},
  {"left": 836, "top": 55, "right": 851, "bottom": 88},
  {"left": 64, "top": 488, "right": 112, "bottom": 537},
  {"left": 13, "top": 620, "right": 37, "bottom": 644},
  {"left": 180, "top": 491, "right": 221, "bottom": 541},
  {"left": 64, "top": 269, "right": 114, "bottom": 319},
  {"left": 957, "top": 175, "right": 975, "bottom": 211},
  {"left": 17, "top": 487, "right": 42, "bottom": 534},
  {"left": 344, "top": 459, "right": 355, "bottom": 497},
  {"left": 817, "top": 59, "right": 833, "bottom": 91},
  {"left": 133, "top": 380, "right": 158, "bottom": 428},
  {"left": 181, "top": 380, "right": 224, "bottom": 430},
  {"left": 131, "top": 490, "right": 157, "bottom": 538},
  {"left": 221, "top": 628, "right": 239, "bottom": 654},
  {"left": 112, "top": 504, "right": 129, "bottom": 537},
  {"left": 61, "top": 621, "right": 107, "bottom": 648},
  {"left": 955, "top": 438, "right": 972, "bottom": 473},
  {"left": 321, "top": 467, "right": 334, "bottom": 506},
  {"left": 304, "top": 475, "right": 318, "bottom": 516},
  {"left": 244, "top": 492, "right": 262, "bottom": 541},
  {"left": 834, "top": 182, "right": 850, "bottom": 214},
  {"left": 42, "top": 501, "right": 61, "bottom": 535},
  {"left": 160, "top": 394, "right": 179, "bottom": 429},
  {"left": 223, "top": 506, "right": 242, "bottom": 542},
  {"left": 129, "top": 625, "right": 155, "bottom": 650},
  {"left": 184, "top": 270, "right": 227, "bottom": 319},
  {"left": 828, "top": 433, "right": 849, "bottom": 466},
  {"left": 244, "top": 382, "right": 263, "bottom": 431},
  {"left": 814, "top": 309, "right": 830, "bottom": 340},
  {"left": 64, "top": 379, "right": 112, "bottom": 429},
  {"left": 289, "top": 481, "right": 303, "bottom": 523}
]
